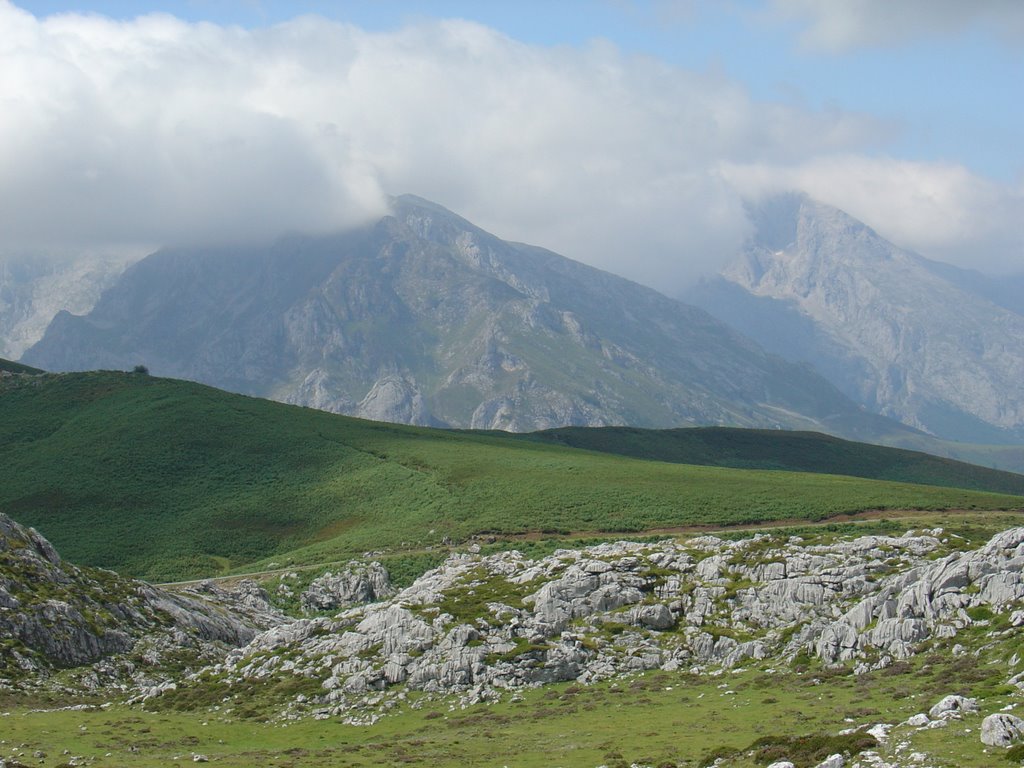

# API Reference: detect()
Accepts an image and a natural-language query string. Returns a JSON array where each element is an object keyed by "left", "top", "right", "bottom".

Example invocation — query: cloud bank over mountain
[{"left": 1, "top": 1, "right": 1020, "bottom": 291}]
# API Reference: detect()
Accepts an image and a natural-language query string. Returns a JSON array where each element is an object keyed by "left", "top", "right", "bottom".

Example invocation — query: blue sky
[{"left": 3, "top": 0, "right": 1022, "bottom": 285}]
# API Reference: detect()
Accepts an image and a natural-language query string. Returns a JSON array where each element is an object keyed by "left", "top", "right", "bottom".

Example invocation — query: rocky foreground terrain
[
  {"left": 0, "top": 513, "right": 279, "bottom": 690},
  {"left": 4, "top": 512, "right": 1024, "bottom": 766},
  {"left": 200, "top": 526, "right": 1024, "bottom": 716}
]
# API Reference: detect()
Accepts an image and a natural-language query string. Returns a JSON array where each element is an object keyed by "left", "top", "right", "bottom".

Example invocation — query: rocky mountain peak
[
  {"left": 691, "top": 192, "right": 1024, "bottom": 443},
  {"left": 726, "top": 194, "right": 903, "bottom": 298}
]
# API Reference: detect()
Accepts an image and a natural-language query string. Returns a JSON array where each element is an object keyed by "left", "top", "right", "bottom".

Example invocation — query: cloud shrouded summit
[{"left": 0, "top": 1, "right": 1020, "bottom": 291}]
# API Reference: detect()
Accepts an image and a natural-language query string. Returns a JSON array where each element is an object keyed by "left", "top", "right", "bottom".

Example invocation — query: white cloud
[
  {"left": 0, "top": 1, "right": 1020, "bottom": 295},
  {"left": 770, "top": 0, "right": 1024, "bottom": 52},
  {"left": 723, "top": 157, "right": 1024, "bottom": 274}
]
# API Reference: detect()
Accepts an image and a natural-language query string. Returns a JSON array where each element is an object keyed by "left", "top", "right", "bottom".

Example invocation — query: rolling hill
[
  {"left": 521, "top": 426, "right": 1024, "bottom": 496},
  {"left": 0, "top": 356, "right": 43, "bottom": 375},
  {"left": 1, "top": 370, "right": 1020, "bottom": 582}
]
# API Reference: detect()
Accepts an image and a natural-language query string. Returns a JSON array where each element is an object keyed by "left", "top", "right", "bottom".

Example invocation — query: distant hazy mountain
[
  {"left": 685, "top": 193, "right": 1024, "bottom": 444},
  {"left": 23, "top": 195, "right": 904, "bottom": 437},
  {"left": 917, "top": 259, "right": 1024, "bottom": 318},
  {"left": 0, "top": 253, "right": 133, "bottom": 359}
]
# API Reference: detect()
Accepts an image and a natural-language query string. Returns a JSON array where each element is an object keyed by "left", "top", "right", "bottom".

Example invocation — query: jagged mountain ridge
[
  {"left": 685, "top": 193, "right": 1024, "bottom": 444},
  {"left": 22, "top": 195, "right": 902, "bottom": 437}
]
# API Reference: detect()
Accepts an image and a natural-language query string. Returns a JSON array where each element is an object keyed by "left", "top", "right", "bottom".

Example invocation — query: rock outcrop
[
  {"left": 299, "top": 562, "right": 395, "bottom": 614},
  {"left": 0, "top": 513, "right": 285, "bottom": 689},
  {"left": 183, "top": 526, "right": 1024, "bottom": 722},
  {"left": 9, "top": 507, "right": 1024, "bottom": 739}
]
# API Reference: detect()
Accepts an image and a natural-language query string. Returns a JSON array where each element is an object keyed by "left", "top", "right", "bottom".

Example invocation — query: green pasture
[{"left": 1, "top": 371, "right": 1021, "bottom": 582}]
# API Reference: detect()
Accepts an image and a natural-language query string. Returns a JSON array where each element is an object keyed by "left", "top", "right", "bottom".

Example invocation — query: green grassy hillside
[
  {"left": 522, "top": 425, "right": 1024, "bottom": 495},
  {"left": 0, "top": 357, "right": 43, "bottom": 375},
  {"left": 1, "top": 371, "right": 1021, "bottom": 581}
]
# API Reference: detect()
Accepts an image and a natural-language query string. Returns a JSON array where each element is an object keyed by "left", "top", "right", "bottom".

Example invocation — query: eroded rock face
[
  {"left": 179, "top": 579, "right": 288, "bottom": 631},
  {"left": 300, "top": 562, "right": 395, "bottom": 614},
  {"left": 198, "top": 527, "right": 1024, "bottom": 721},
  {"left": 0, "top": 513, "right": 286, "bottom": 688},
  {"left": 0, "top": 251, "right": 135, "bottom": 360}
]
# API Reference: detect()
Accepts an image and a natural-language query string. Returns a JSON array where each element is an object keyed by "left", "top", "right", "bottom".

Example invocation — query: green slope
[
  {"left": 1, "top": 371, "right": 1021, "bottom": 581},
  {"left": 879, "top": 431, "right": 1024, "bottom": 477},
  {"left": 0, "top": 357, "right": 43, "bottom": 375},
  {"left": 521, "top": 425, "right": 1024, "bottom": 495}
]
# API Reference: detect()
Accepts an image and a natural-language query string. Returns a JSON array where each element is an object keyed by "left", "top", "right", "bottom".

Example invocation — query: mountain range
[
  {"left": 21, "top": 195, "right": 902, "bottom": 439},
  {"left": 685, "top": 193, "right": 1024, "bottom": 444},
  {"left": 13, "top": 193, "right": 1024, "bottom": 450}
]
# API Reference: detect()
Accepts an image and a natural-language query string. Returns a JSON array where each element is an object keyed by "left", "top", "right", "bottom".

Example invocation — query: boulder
[
  {"left": 981, "top": 713, "right": 1024, "bottom": 747},
  {"left": 629, "top": 604, "right": 675, "bottom": 630},
  {"left": 928, "top": 694, "right": 978, "bottom": 720}
]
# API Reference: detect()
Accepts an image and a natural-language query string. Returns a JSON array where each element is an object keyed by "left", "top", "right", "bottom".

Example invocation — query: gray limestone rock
[
  {"left": 628, "top": 604, "right": 675, "bottom": 630},
  {"left": 18, "top": 520, "right": 1022, "bottom": 722},
  {"left": 182, "top": 579, "right": 288, "bottom": 630},
  {"left": 300, "top": 562, "right": 395, "bottom": 613},
  {"left": 209, "top": 526, "right": 1024, "bottom": 718},
  {"left": 981, "top": 713, "right": 1024, "bottom": 747},
  {"left": 928, "top": 695, "right": 979, "bottom": 720},
  {"left": 0, "top": 251, "right": 134, "bottom": 360},
  {"left": 355, "top": 375, "right": 433, "bottom": 426},
  {"left": 0, "top": 512, "right": 285, "bottom": 687}
]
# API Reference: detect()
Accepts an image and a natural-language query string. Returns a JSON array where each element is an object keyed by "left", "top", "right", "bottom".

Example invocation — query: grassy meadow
[
  {"left": 0, "top": 357, "right": 44, "bottom": 375},
  {"left": 1, "top": 370, "right": 1022, "bottom": 581}
]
